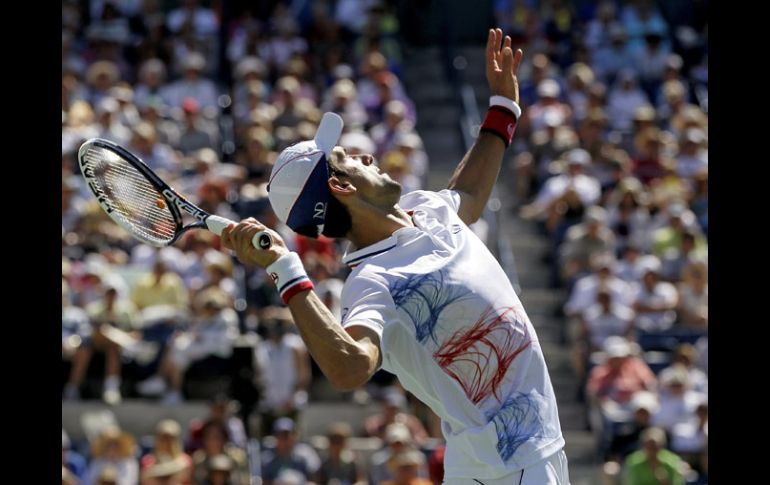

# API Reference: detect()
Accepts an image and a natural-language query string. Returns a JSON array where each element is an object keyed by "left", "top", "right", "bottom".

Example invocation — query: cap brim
[{"left": 314, "top": 112, "right": 343, "bottom": 157}]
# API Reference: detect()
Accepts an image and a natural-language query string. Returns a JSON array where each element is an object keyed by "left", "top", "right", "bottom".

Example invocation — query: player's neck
[{"left": 346, "top": 204, "right": 413, "bottom": 250}]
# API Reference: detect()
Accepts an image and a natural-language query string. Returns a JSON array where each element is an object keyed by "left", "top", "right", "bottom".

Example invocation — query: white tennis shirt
[{"left": 340, "top": 190, "right": 564, "bottom": 479}]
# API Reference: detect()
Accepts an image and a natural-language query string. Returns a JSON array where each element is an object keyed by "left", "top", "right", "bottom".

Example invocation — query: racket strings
[{"left": 81, "top": 146, "right": 177, "bottom": 245}]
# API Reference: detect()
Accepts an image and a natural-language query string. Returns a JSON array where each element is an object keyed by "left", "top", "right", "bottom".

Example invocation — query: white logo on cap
[{"left": 314, "top": 202, "right": 327, "bottom": 220}]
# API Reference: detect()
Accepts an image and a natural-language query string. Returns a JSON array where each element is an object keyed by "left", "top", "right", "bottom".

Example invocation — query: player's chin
[{"left": 384, "top": 178, "right": 402, "bottom": 196}]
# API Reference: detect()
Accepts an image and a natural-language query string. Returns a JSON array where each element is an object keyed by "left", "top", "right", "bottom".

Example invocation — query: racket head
[{"left": 77, "top": 138, "right": 184, "bottom": 246}]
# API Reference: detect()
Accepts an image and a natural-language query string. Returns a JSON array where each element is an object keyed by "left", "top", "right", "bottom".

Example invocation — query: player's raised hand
[
  {"left": 486, "top": 28, "right": 524, "bottom": 104},
  {"left": 221, "top": 218, "right": 288, "bottom": 268}
]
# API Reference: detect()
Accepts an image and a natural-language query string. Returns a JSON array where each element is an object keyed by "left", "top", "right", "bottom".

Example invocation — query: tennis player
[{"left": 222, "top": 29, "right": 569, "bottom": 484}]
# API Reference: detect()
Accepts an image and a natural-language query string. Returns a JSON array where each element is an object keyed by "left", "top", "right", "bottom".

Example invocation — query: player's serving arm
[{"left": 223, "top": 28, "right": 570, "bottom": 484}]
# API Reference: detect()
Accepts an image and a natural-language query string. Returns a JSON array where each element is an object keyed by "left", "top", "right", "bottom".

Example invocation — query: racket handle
[
  {"left": 205, "top": 215, "right": 273, "bottom": 250},
  {"left": 252, "top": 231, "right": 273, "bottom": 250}
]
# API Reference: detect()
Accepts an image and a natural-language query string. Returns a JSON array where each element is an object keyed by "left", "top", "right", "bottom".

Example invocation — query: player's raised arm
[{"left": 448, "top": 28, "right": 524, "bottom": 225}]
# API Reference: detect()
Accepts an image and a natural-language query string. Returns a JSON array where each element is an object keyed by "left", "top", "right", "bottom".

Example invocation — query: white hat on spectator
[
  {"left": 157, "top": 246, "right": 185, "bottom": 273},
  {"left": 584, "top": 206, "right": 608, "bottom": 225},
  {"left": 183, "top": 52, "right": 206, "bottom": 71},
  {"left": 332, "top": 63, "right": 354, "bottom": 80},
  {"left": 394, "top": 131, "right": 421, "bottom": 150},
  {"left": 96, "top": 97, "right": 120, "bottom": 115},
  {"left": 543, "top": 107, "right": 566, "bottom": 127},
  {"left": 660, "top": 366, "right": 690, "bottom": 387},
  {"left": 637, "top": 255, "right": 662, "bottom": 275},
  {"left": 388, "top": 448, "right": 427, "bottom": 470},
  {"left": 110, "top": 85, "right": 134, "bottom": 103},
  {"left": 235, "top": 56, "right": 266, "bottom": 80},
  {"left": 631, "top": 391, "right": 660, "bottom": 414},
  {"left": 537, "top": 79, "right": 561, "bottom": 98},
  {"left": 385, "top": 100, "right": 407, "bottom": 118},
  {"left": 384, "top": 423, "right": 412, "bottom": 444},
  {"left": 683, "top": 127, "right": 706, "bottom": 145},
  {"left": 604, "top": 336, "right": 633, "bottom": 358},
  {"left": 566, "top": 148, "right": 591, "bottom": 166},
  {"left": 332, "top": 79, "right": 357, "bottom": 99},
  {"left": 83, "top": 254, "right": 109, "bottom": 279},
  {"left": 339, "top": 131, "right": 376, "bottom": 155}
]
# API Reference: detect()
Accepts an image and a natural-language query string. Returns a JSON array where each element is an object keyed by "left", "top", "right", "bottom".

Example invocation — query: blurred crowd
[
  {"left": 495, "top": 0, "right": 707, "bottom": 483},
  {"left": 62, "top": 0, "right": 707, "bottom": 484}
]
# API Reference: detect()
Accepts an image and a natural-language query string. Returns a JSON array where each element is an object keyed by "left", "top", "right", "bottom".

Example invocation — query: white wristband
[
  {"left": 266, "top": 252, "right": 313, "bottom": 304},
  {"left": 490, "top": 95, "right": 522, "bottom": 119}
]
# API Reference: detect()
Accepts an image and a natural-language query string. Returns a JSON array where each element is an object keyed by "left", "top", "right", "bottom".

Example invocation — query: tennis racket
[{"left": 77, "top": 138, "right": 273, "bottom": 249}]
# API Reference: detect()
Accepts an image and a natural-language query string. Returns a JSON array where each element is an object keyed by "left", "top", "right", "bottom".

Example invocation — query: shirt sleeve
[
  {"left": 341, "top": 273, "right": 398, "bottom": 341},
  {"left": 434, "top": 189, "right": 462, "bottom": 213}
]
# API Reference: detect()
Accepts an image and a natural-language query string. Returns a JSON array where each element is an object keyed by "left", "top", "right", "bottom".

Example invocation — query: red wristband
[
  {"left": 480, "top": 106, "right": 518, "bottom": 147},
  {"left": 281, "top": 280, "right": 314, "bottom": 304}
]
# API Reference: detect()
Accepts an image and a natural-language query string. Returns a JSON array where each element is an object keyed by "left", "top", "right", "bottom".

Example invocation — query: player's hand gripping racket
[{"left": 77, "top": 138, "right": 273, "bottom": 249}]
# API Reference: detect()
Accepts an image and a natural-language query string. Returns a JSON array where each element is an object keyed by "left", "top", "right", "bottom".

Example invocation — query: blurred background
[{"left": 61, "top": 1, "right": 708, "bottom": 484}]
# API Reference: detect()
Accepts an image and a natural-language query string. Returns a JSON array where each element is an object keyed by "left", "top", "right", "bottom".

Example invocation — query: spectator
[
  {"left": 650, "top": 202, "right": 706, "bottom": 257},
  {"left": 62, "top": 280, "right": 93, "bottom": 401},
  {"left": 86, "top": 60, "right": 121, "bottom": 106},
  {"left": 521, "top": 149, "right": 601, "bottom": 235},
  {"left": 652, "top": 367, "right": 707, "bottom": 434},
  {"left": 140, "top": 420, "right": 193, "bottom": 485},
  {"left": 161, "top": 52, "right": 219, "bottom": 110},
  {"left": 622, "top": 427, "right": 686, "bottom": 485},
  {"left": 261, "top": 417, "right": 321, "bottom": 485},
  {"left": 586, "top": 337, "right": 657, "bottom": 409},
  {"left": 381, "top": 449, "right": 432, "bottom": 485},
  {"left": 591, "top": 25, "right": 634, "bottom": 85},
  {"left": 675, "top": 128, "right": 708, "bottom": 181},
  {"left": 605, "top": 177, "right": 650, "bottom": 253},
  {"left": 132, "top": 254, "right": 189, "bottom": 311},
  {"left": 318, "top": 422, "right": 364, "bottom": 485},
  {"left": 255, "top": 307, "right": 311, "bottom": 437},
  {"left": 191, "top": 421, "right": 250, "bottom": 485},
  {"left": 670, "top": 401, "right": 708, "bottom": 478},
  {"left": 203, "top": 454, "right": 237, "bottom": 485},
  {"left": 139, "top": 287, "right": 238, "bottom": 404},
  {"left": 605, "top": 391, "right": 658, "bottom": 461},
  {"left": 320, "top": 78, "right": 368, "bottom": 129},
  {"left": 166, "top": 0, "right": 218, "bottom": 38},
  {"left": 564, "top": 254, "right": 635, "bottom": 319},
  {"left": 368, "top": 424, "right": 427, "bottom": 485},
  {"left": 86, "top": 426, "right": 139, "bottom": 485},
  {"left": 575, "top": 289, "right": 634, "bottom": 378},
  {"left": 526, "top": 79, "right": 572, "bottom": 133},
  {"left": 660, "top": 230, "right": 704, "bottom": 282},
  {"left": 127, "top": 122, "right": 180, "bottom": 172},
  {"left": 134, "top": 59, "right": 168, "bottom": 108},
  {"left": 94, "top": 97, "right": 131, "bottom": 145},
  {"left": 177, "top": 97, "right": 218, "bottom": 154},
  {"left": 188, "top": 394, "right": 248, "bottom": 452},
  {"left": 661, "top": 344, "right": 708, "bottom": 394},
  {"left": 369, "top": 100, "right": 414, "bottom": 157},
  {"left": 63, "top": 429, "right": 88, "bottom": 482},
  {"left": 559, "top": 206, "right": 617, "bottom": 284},
  {"left": 676, "top": 260, "right": 708, "bottom": 328},
  {"left": 632, "top": 256, "right": 679, "bottom": 333},
  {"left": 607, "top": 69, "right": 648, "bottom": 133},
  {"left": 364, "top": 392, "right": 430, "bottom": 448}
]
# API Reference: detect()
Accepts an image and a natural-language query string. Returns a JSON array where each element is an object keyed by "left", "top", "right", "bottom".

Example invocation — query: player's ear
[{"left": 328, "top": 176, "right": 356, "bottom": 197}]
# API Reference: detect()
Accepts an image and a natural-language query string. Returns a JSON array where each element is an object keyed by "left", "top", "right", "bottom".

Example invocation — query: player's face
[{"left": 329, "top": 146, "right": 402, "bottom": 204}]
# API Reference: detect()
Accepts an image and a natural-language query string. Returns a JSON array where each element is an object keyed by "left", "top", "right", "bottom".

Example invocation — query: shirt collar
[{"left": 342, "top": 213, "right": 418, "bottom": 268}]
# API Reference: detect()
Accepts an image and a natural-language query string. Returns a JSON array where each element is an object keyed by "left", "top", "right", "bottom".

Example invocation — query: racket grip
[
  {"left": 205, "top": 215, "right": 235, "bottom": 235},
  {"left": 205, "top": 215, "right": 273, "bottom": 250},
  {"left": 252, "top": 231, "right": 273, "bottom": 250}
]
